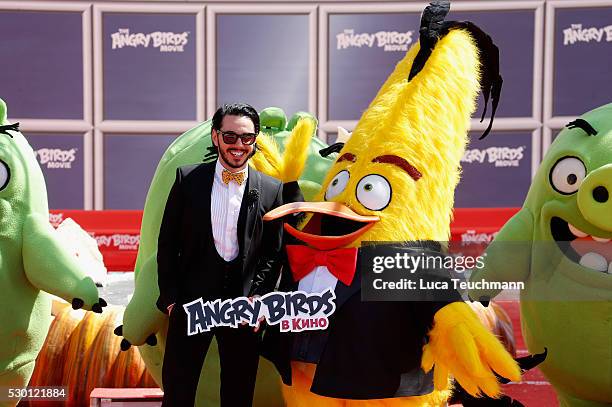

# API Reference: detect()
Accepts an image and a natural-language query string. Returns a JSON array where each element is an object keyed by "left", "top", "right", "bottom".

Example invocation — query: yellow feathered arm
[
  {"left": 250, "top": 117, "right": 315, "bottom": 182},
  {"left": 422, "top": 302, "right": 521, "bottom": 398},
  {"left": 280, "top": 118, "right": 315, "bottom": 182}
]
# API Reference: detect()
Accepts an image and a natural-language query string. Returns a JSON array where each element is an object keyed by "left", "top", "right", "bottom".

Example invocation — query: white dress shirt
[
  {"left": 298, "top": 266, "right": 338, "bottom": 293},
  {"left": 211, "top": 160, "right": 248, "bottom": 261}
]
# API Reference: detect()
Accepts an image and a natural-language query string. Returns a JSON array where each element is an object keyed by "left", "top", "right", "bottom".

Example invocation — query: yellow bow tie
[{"left": 222, "top": 169, "right": 245, "bottom": 186}]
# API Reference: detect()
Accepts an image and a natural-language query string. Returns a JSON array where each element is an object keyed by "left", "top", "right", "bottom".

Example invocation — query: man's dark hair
[
  {"left": 211, "top": 103, "right": 260, "bottom": 134},
  {"left": 204, "top": 103, "right": 260, "bottom": 161}
]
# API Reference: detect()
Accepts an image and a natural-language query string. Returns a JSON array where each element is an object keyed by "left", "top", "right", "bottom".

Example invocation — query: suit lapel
[
  {"left": 237, "top": 167, "right": 261, "bottom": 258},
  {"left": 198, "top": 162, "right": 216, "bottom": 243},
  {"left": 333, "top": 266, "right": 361, "bottom": 310}
]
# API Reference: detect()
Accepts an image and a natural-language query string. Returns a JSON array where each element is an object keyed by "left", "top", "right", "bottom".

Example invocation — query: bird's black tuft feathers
[
  {"left": 441, "top": 21, "right": 503, "bottom": 140},
  {"left": 408, "top": 1, "right": 503, "bottom": 140},
  {"left": 408, "top": 0, "right": 451, "bottom": 82}
]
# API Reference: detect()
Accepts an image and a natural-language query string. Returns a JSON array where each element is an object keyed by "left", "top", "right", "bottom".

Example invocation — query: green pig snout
[{"left": 578, "top": 163, "right": 612, "bottom": 232}]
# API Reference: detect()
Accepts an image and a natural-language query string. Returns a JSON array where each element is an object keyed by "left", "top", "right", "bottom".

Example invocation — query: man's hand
[
  {"left": 167, "top": 303, "right": 175, "bottom": 315},
  {"left": 246, "top": 295, "right": 265, "bottom": 332},
  {"left": 253, "top": 316, "right": 265, "bottom": 333}
]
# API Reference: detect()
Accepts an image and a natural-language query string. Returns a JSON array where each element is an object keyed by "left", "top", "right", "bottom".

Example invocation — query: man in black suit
[{"left": 156, "top": 103, "right": 292, "bottom": 407}]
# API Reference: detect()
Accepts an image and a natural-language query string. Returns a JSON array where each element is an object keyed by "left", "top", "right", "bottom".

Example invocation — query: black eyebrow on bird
[
  {"left": 0, "top": 122, "right": 19, "bottom": 139},
  {"left": 565, "top": 119, "right": 598, "bottom": 136}
]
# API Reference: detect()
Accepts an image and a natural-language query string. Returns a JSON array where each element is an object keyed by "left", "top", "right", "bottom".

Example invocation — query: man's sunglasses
[{"left": 216, "top": 129, "right": 257, "bottom": 145}]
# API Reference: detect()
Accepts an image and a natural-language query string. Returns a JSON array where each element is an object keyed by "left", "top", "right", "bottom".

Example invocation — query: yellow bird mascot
[{"left": 261, "top": 1, "right": 521, "bottom": 406}]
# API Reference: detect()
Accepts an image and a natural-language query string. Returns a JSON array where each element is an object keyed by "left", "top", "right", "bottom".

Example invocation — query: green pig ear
[
  {"left": 0, "top": 98, "right": 7, "bottom": 125},
  {"left": 287, "top": 111, "right": 318, "bottom": 131},
  {"left": 259, "top": 107, "right": 287, "bottom": 134}
]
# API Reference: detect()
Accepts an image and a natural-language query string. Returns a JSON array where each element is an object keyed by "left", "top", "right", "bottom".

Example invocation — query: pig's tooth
[
  {"left": 568, "top": 223, "right": 588, "bottom": 238},
  {"left": 579, "top": 252, "right": 608, "bottom": 272}
]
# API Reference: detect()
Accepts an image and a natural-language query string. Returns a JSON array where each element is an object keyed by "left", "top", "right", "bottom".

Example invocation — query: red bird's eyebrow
[
  {"left": 337, "top": 152, "right": 356, "bottom": 163},
  {"left": 372, "top": 155, "right": 422, "bottom": 181}
]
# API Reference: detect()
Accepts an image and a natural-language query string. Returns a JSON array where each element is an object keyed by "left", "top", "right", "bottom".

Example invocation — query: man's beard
[{"left": 218, "top": 144, "right": 256, "bottom": 169}]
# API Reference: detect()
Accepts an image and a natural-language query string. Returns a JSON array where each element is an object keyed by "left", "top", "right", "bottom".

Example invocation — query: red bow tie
[{"left": 286, "top": 245, "right": 358, "bottom": 286}]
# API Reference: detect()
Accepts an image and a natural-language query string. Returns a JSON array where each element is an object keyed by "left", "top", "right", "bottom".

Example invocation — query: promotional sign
[
  {"left": 26, "top": 134, "right": 85, "bottom": 209},
  {"left": 455, "top": 131, "right": 532, "bottom": 208},
  {"left": 552, "top": 6, "right": 612, "bottom": 116},
  {"left": 94, "top": 233, "right": 140, "bottom": 252},
  {"left": 183, "top": 289, "right": 336, "bottom": 335},
  {"left": 328, "top": 9, "right": 535, "bottom": 121},
  {"left": 0, "top": 11, "right": 83, "bottom": 119},
  {"left": 216, "top": 14, "right": 310, "bottom": 115},
  {"left": 104, "top": 134, "right": 176, "bottom": 209},
  {"left": 328, "top": 13, "right": 420, "bottom": 121},
  {"left": 103, "top": 13, "right": 197, "bottom": 120}
]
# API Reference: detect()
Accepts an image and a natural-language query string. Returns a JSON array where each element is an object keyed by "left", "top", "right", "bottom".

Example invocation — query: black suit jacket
[
  {"left": 155, "top": 161, "right": 292, "bottom": 313},
  {"left": 261, "top": 243, "right": 463, "bottom": 400}
]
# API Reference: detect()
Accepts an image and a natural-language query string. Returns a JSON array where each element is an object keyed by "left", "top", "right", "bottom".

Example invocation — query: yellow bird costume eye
[
  {"left": 325, "top": 170, "right": 350, "bottom": 201},
  {"left": 356, "top": 174, "right": 392, "bottom": 211}
]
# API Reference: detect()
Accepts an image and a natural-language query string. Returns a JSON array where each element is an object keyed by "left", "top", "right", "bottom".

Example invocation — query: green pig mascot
[
  {"left": 0, "top": 98, "right": 105, "bottom": 407},
  {"left": 116, "top": 108, "right": 335, "bottom": 406},
  {"left": 470, "top": 104, "right": 612, "bottom": 407}
]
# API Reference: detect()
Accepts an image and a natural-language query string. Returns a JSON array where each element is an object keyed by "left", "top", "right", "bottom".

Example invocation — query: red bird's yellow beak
[{"left": 264, "top": 202, "right": 379, "bottom": 250}]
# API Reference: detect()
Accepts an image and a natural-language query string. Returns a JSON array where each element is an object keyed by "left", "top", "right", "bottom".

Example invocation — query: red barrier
[
  {"left": 49, "top": 208, "right": 521, "bottom": 272},
  {"left": 50, "top": 210, "right": 142, "bottom": 272},
  {"left": 90, "top": 388, "right": 163, "bottom": 406}
]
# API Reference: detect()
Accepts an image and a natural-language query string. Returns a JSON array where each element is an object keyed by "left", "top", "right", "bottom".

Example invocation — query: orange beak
[{"left": 264, "top": 201, "right": 379, "bottom": 250}]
